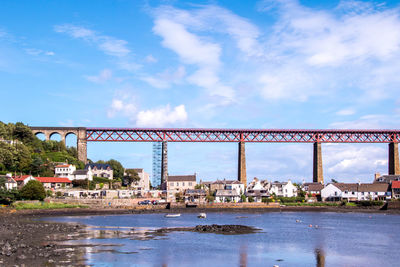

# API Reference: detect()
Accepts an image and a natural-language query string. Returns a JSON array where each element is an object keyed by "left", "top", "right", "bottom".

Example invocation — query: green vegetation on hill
[{"left": 0, "top": 121, "right": 84, "bottom": 175}]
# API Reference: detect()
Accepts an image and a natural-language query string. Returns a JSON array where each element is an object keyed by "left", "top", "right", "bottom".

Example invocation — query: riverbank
[{"left": 1, "top": 205, "right": 399, "bottom": 266}]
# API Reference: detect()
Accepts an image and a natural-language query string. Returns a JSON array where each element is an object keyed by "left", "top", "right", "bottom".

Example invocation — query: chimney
[{"left": 374, "top": 173, "right": 381, "bottom": 180}]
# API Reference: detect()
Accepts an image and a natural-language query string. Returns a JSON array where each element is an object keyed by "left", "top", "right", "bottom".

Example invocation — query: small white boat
[
  {"left": 197, "top": 213, "right": 206, "bottom": 219},
  {"left": 164, "top": 213, "right": 181, "bottom": 218}
]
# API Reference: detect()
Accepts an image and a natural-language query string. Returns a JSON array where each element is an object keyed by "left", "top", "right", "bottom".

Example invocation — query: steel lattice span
[
  {"left": 30, "top": 126, "right": 400, "bottom": 184},
  {"left": 86, "top": 128, "right": 400, "bottom": 143}
]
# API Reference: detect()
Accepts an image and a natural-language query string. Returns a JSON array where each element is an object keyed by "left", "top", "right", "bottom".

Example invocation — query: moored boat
[
  {"left": 164, "top": 213, "right": 181, "bottom": 218},
  {"left": 197, "top": 213, "right": 206, "bottom": 218}
]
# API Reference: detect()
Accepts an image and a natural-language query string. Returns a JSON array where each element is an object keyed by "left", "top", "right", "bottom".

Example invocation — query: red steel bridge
[
  {"left": 85, "top": 128, "right": 400, "bottom": 143},
  {"left": 30, "top": 127, "right": 400, "bottom": 185}
]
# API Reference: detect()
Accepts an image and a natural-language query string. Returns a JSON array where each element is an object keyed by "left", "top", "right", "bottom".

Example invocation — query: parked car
[
  {"left": 158, "top": 199, "right": 167, "bottom": 204},
  {"left": 151, "top": 200, "right": 158, "bottom": 205},
  {"left": 138, "top": 200, "right": 151, "bottom": 205}
]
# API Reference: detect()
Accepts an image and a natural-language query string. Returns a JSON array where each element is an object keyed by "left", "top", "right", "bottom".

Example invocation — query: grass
[
  {"left": 283, "top": 202, "right": 339, "bottom": 206},
  {"left": 13, "top": 202, "right": 88, "bottom": 210}
]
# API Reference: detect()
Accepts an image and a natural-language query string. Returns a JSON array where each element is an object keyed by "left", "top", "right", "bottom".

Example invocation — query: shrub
[
  {"left": 355, "top": 200, "right": 384, "bottom": 207},
  {"left": 93, "top": 177, "right": 110, "bottom": 184},
  {"left": 206, "top": 195, "right": 215, "bottom": 203},
  {"left": 56, "top": 191, "right": 63, "bottom": 197},
  {"left": 240, "top": 194, "right": 246, "bottom": 203},
  {"left": 46, "top": 190, "right": 53, "bottom": 197},
  {"left": 20, "top": 180, "right": 46, "bottom": 201},
  {"left": 277, "top": 197, "right": 305, "bottom": 203},
  {"left": 248, "top": 196, "right": 254, "bottom": 203},
  {"left": 0, "top": 188, "right": 20, "bottom": 205}
]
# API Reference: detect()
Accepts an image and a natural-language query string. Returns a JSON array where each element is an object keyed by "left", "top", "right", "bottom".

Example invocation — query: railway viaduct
[{"left": 30, "top": 127, "right": 400, "bottom": 185}]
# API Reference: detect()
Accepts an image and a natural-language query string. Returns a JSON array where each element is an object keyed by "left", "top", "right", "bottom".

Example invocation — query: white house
[
  {"left": 73, "top": 168, "right": 93, "bottom": 181},
  {"left": 210, "top": 180, "right": 245, "bottom": 195},
  {"left": 13, "top": 175, "right": 36, "bottom": 188},
  {"left": 215, "top": 189, "right": 241, "bottom": 203},
  {"left": 246, "top": 178, "right": 270, "bottom": 202},
  {"left": 225, "top": 181, "right": 245, "bottom": 195},
  {"left": 125, "top": 168, "right": 150, "bottom": 191},
  {"left": 85, "top": 163, "right": 113, "bottom": 180},
  {"left": 35, "top": 177, "right": 72, "bottom": 189},
  {"left": 270, "top": 180, "right": 297, "bottom": 197},
  {"left": 55, "top": 164, "right": 76, "bottom": 180},
  {"left": 321, "top": 183, "right": 390, "bottom": 201},
  {"left": 358, "top": 183, "right": 389, "bottom": 201},
  {"left": 5, "top": 177, "right": 17, "bottom": 190}
]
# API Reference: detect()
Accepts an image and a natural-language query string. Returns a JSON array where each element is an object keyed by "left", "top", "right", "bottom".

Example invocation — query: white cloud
[
  {"left": 54, "top": 24, "right": 130, "bottom": 57},
  {"left": 152, "top": 9, "right": 236, "bottom": 103},
  {"left": 324, "top": 143, "right": 387, "bottom": 181},
  {"left": 107, "top": 91, "right": 137, "bottom": 118},
  {"left": 136, "top": 104, "right": 188, "bottom": 127},
  {"left": 141, "top": 66, "right": 186, "bottom": 89},
  {"left": 85, "top": 69, "right": 112, "bottom": 83},
  {"left": 336, "top": 108, "right": 356, "bottom": 116},
  {"left": 145, "top": 54, "right": 158, "bottom": 63},
  {"left": 250, "top": 0, "right": 400, "bottom": 102},
  {"left": 153, "top": 19, "right": 221, "bottom": 67},
  {"left": 330, "top": 114, "right": 400, "bottom": 129},
  {"left": 25, "top": 48, "right": 55, "bottom": 56}
]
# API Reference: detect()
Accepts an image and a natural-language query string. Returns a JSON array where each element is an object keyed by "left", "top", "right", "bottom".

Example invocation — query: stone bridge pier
[{"left": 30, "top": 127, "right": 87, "bottom": 163}]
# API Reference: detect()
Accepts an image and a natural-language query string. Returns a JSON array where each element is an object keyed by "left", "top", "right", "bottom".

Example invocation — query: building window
[
  {"left": 170, "top": 182, "right": 174, "bottom": 186},
  {"left": 352, "top": 192, "right": 355, "bottom": 195},
  {"left": 189, "top": 182, "right": 192, "bottom": 186},
  {"left": 177, "top": 182, "right": 179, "bottom": 186},
  {"left": 345, "top": 190, "right": 348, "bottom": 194},
  {"left": 182, "top": 182, "right": 185, "bottom": 186},
  {"left": 334, "top": 191, "right": 337, "bottom": 196}
]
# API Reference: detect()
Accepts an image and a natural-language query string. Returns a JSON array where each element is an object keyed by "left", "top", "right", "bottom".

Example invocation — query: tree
[
  {"left": 20, "top": 180, "right": 46, "bottom": 201},
  {"left": 0, "top": 188, "right": 20, "bottom": 205},
  {"left": 123, "top": 169, "right": 140, "bottom": 187},
  {"left": 13, "top": 122, "right": 35, "bottom": 145},
  {"left": 106, "top": 159, "right": 124, "bottom": 179}
]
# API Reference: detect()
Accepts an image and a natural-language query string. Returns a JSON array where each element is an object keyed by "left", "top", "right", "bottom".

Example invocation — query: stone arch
[
  {"left": 65, "top": 132, "right": 78, "bottom": 147},
  {"left": 34, "top": 131, "right": 46, "bottom": 141}
]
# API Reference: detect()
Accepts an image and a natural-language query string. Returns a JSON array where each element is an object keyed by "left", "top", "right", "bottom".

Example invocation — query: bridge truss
[{"left": 86, "top": 128, "right": 400, "bottom": 143}]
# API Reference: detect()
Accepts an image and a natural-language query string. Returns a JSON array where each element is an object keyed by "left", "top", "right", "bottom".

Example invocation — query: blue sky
[{"left": 2, "top": 0, "right": 400, "bottom": 184}]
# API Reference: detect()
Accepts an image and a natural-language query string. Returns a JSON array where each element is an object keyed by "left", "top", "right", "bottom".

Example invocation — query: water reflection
[
  {"left": 49, "top": 212, "right": 400, "bottom": 267},
  {"left": 239, "top": 244, "right": 247, "bottom": 267},
  {"left": 315, "top": 248, "right": 325, "bottom": 267}
]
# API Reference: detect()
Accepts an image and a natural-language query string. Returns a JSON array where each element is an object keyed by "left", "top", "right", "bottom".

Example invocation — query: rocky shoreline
[{"left": 1, "top": 205, "right": 398, "bottom": 266}]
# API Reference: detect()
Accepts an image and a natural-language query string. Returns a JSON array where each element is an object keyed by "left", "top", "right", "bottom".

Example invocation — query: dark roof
[
  {"left": 185, "top": 189, "right": 206, "bottom": 195},
  {"left": 167, "top": 175, "right": 196, "bottom": 182},
  {"left": 358, "top": 183, "right": 389, "bottom": 192},
  {"left": 73, "top": 170, "right": 88, "bottom": 175},
  {"left": 305, "top": 183, "right": 324, "bottom": 192},
  {"left": 374, "top": 175, "right": 400, "bottom": 183},
  {"left": 85, "top": 163, "right": 112, "bottom": 170},
  {"left": 246, "top": 189, "right": 269, "bottom": 197},
  {"left": 334, "top": 183, "right": 359, "bottom": 192},
  {"left": 216, "top": 189, "right": 240, "bottom": 196},
  {"left": 212, "top": 180, "right": 242, "bottom": 185}
]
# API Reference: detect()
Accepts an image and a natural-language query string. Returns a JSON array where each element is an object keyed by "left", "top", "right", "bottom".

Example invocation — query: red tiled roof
[
  {"left": 13, "top": 175, "right": 33, "bottom": 181},
  {"left": 392, "top": 181, "right": 400, "bottom": 189},
  {"left": 55, "top": 164, "right": 71, "bottom": 168},
  {"left": 35, "top": 177, "right": 71, "bottom": 183}
]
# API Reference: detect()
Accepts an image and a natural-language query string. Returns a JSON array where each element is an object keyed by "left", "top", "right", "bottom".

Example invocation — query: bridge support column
[
  {"left": 161, "top": 141, "right": 168, "bottom": 184},
  {"left": 388, "top": 142, "right": 399, "bottom": 175},
  {"left": 238, "top": 141, "right": 247, "bottom": 187},
  {"left": 77, "top": 129, "right": 87, "bottom": 164},
  {"left": 313, "top": 142, "right": 324, "bottom": 183},
  {"left": 44, "top": 132, "right": 51, "bottom": 141}
]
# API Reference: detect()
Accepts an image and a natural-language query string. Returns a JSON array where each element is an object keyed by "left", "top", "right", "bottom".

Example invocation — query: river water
[{"left": 49, "top": 212, "right": 400, "bottom": 267}]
